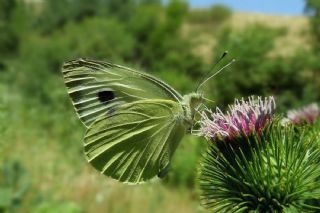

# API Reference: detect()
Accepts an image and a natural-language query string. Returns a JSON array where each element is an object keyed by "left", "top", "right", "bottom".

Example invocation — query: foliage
[
  {"left": 0, "top": 160, "right": 30, "bottom": 212},
  {"left": 164, "top": 136, "right": 206, "bottom": 188},
  {"left": 209, "top": 4, "right": 232, "bottom": 23},
  {"left": 188, "top": 4, "right": 232, "bottom": 25},
  {"left": 305, "top": 0, "right": 320, "bottom": 46},
  {"left": 199, "top": 122, "right": 320, "bottom": 212},
  {"left": 33, "top": 201, "right": 82, "bottom": 213},
  {"left": 0, "top": 0, "right": 19, "bottom": 58},
  {"left": 54, "top": 17, "right": 135, "bottom": 62},
  {"left": 35, "top": 0, "right": 161, "bottom": 34},
  {"left": 0, "top": 90, "right": 5, "bottom": 157},
  {"left": 35, "top": 0, "right": 110, "bottom": 34},
  {"left": 0, "top": 81, "right": 8, "bottom": 160},
  {"left": 210, "top": 25, "right": 320, "bottom": 112},
  {"left": 209, "top": 25, "right": 283, "bottom": 105},
  {"left": 128, "top": 0, "right": 205, "bottom": 88}
]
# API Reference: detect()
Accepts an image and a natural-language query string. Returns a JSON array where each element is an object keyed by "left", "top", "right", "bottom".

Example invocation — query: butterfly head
[
  {"left": 182, "top": 92, "right": 203, "bottom": 122},
  {"left": 188, "top": 92, "right": 203, "bottom": 109}
]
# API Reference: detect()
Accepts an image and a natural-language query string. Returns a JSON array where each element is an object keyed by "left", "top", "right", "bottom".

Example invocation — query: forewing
[
  {"left": 62, "top": 59, "right": 182, "bottom": 127},
  {"left": 84, "top": 100, "right": 188, "bottom": 183}
]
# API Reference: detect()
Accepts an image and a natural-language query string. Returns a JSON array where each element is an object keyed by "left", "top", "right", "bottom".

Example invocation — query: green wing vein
[
  {"left": 62, "top": 58, "right": 182, "bottom": 127},
  {"left": 84, "top": 100, "right": 188, "bottom": 183}
]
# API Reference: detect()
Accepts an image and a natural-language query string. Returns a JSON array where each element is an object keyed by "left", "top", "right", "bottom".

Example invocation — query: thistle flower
[
  {"left": 199, "top": 124, "right": 320, "bottom": 212},
  {"left": 200, "top": 96, "right": 276, "bottom": 141},
  {"left": 283, "top": 103, "right": 320, "bottom": 125}
]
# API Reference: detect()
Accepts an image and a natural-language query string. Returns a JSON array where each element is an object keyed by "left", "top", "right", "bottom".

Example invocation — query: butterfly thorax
[{"left": 182, "top": 92, "right": 203, "bottom": 125}]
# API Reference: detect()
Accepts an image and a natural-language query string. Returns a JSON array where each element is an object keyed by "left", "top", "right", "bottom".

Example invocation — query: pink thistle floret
[
  {"left": 284, "top": 103, "right": 319, "bottom": 125},
  {"left": 200, "top": 96, "right": 276, "bottom": 141}
]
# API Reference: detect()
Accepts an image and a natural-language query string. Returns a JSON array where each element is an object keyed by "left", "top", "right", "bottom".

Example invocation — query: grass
[{"left": 4, "top": 124, "right": 204, "bottom": 212}]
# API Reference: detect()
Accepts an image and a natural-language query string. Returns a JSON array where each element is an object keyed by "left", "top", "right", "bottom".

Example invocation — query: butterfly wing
[
  {"left": 62, "top": 59, "right": 182, "bottom": 127},
  {"left": 84, "top": 99, "right": 188, "bottom": 183}
]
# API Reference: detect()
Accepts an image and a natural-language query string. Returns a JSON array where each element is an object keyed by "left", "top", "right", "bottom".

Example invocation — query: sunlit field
[{"left": 1, "top": 0, "right": 320, "bottom": 212}]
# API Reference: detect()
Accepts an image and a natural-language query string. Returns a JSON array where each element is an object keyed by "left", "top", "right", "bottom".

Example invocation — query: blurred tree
[
  {"left": 211, "top": 24, "right": 319, "bottom": 111},
  {"left": 137, "top": 0, "right": 161, "bottom": 4},
  {"left": 102, "top": 0, "right": 161, "bottom": 21},
  {"left": 36, "top": 0, "right": 111, "bottom": 34},
  {"left": 36, "top": 0, "right": 162, "bottom": 34},
  {"left": 0, "top": 0, "right": 16, "bottom": 20},
  {"left": 165, "top": 0, "right": 188, "bottom": 33},
  {"left": 57, "top": 18, "right": 135, "bottom": 62},
  {"left": 188, "top": 4, "right": 232, "bottom": 25},
  {"left": 0, "top": 0, "right": 19, "bottom": 57},
  {"left": 128, "top": 5, "right": 162, "bottom": 65},
  {"left": 16, "top": 17, "right": 135, "bottom": 105},
  {"left": 209, "top": 4, "right": 232, "bottom": 24},
  {"left": 305, "top": 0, "right": 320, "bottom": 46},
  {"left": 125, "top": 0, "right": 204, "bottom": 93},
  {"left": 105, "top": 0, "right": 135, "bottom": 21},
  {"left": 210, "top": 25, "right": 282, "bottom": 107},
  {"left": 36, "top": 0, "right": 72, "bottom": 34},
  {"left": 71, "top": 0, "right": 102, "bottom": 22}
]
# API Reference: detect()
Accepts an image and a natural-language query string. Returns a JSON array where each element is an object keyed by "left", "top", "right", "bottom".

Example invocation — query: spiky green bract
[
  {"left": 199, "top": 122, "right": 320, "bottom": 213},
  {"left": 306, "top": 119, "right": 320, "bottom": 144}
]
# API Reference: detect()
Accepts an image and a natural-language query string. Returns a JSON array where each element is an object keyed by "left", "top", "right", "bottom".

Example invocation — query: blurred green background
[{"left": 0, "top": 0, "right": 319, "bottom": 212}]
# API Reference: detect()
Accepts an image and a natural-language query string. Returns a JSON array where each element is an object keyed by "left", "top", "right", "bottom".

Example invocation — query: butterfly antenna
[
  {"left": 196, "top": 51, "right": 228, "bottom": 92},
  {"left": 196, "top": 58, "right": 236, "bottom": 92}
]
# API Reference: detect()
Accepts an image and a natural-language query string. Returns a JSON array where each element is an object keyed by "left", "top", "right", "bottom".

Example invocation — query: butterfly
[{"left": 62, "top": 58, "right": 204, "bottom": 184}]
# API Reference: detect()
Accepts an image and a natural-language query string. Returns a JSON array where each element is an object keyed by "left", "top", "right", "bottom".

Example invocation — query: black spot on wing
[{"left": 98, "top": 91, "right": 115, "bottom": 104}]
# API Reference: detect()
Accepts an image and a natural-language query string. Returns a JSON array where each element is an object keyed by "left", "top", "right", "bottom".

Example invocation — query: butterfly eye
[{"left": 98, "top": 91, "right": 115, "bottom": 104}]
